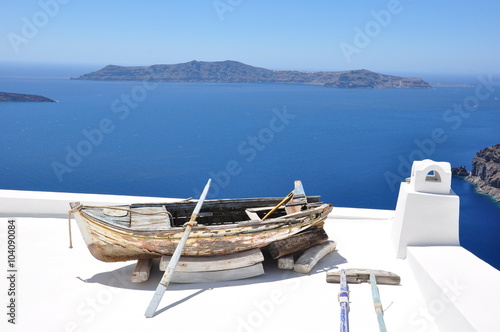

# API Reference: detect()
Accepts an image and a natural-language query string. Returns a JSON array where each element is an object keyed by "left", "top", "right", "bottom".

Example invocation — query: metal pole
[{"left": 339, "top": 269, "right": 350, "bottom": 332}]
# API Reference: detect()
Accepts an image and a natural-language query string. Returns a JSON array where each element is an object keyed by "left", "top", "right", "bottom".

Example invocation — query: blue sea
[{"left": 1, "top": 67, "right": 499, "bottom": 269}]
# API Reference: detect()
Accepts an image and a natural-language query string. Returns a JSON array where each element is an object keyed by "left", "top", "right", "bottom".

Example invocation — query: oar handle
[
  {"left": 184, "top": 179, "right": 212, "bottom": 227},
  {"left": 193, "top": 179, "right": 212, "bottom": 214}
]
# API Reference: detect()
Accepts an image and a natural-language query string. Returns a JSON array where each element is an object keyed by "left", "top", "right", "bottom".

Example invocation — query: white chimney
[{"left": 392, "top": 160, "right": 460, "bottom": 259}]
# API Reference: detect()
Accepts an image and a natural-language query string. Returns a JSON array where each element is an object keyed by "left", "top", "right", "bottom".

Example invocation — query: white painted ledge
[
  {"left": 407, "top": 246, "right": 500, "bottom": 332},
  {"left": 0, "top": 189, "right": 179, "bottom": 218},
  {"left": 329, "top": 206, "right": 395, "bottom": 220}
]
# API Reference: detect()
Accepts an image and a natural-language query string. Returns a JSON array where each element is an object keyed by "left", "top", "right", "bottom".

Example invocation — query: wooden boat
[{"left": 69, "top": 182, "right": 333, "bottom": 262}]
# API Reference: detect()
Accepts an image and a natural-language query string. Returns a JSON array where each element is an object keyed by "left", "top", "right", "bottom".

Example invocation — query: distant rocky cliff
[
  {"left": 324, "top": 69, "right": 430, "bottom": 89},
  {"left": 0, "top": 92, "right": 56, "bottom": 102},
  {"left": 465, "top": 144, "right": 500, "bottom": 202},
  {"left": 72, "top": 60, "right": 431, "bottom": 89}
]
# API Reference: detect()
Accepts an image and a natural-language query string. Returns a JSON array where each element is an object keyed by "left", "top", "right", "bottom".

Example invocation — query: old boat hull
[{"left": 71, "top": 197, "right": 332, "bottom": 262}]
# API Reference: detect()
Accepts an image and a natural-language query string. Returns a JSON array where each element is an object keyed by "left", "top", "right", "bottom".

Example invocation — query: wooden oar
[
  {"left": 262, "top": 190, "right": 294, "bottom": 220},
  {"left": 145, "top": 179, "right": 212, "bottom": 318}
]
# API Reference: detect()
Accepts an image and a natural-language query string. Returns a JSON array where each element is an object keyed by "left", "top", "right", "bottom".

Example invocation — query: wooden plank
[
  {"left": 170, "top": 263, "right": 265, "bottom": 283},
  {"left": 277, "top": 255, "right": 294, "bottom": 270},
  {"left": 244, "top": 208, "right": 261, "bottom": 220},
  {"left": 294, "top": 241, "right": 337, "bottom": 274},
  {"left": 326, "top": 269, "right": 401, "bottom": 285},
  {"left": 131, "top": 259, "right": 153, "bottom": 283},
  {"left": 159, "top": 249, "right": 264, "bottom": 272},
  {"left": 285, "top": 180, "right": 308, "bottom": 214},
  {"left": 130, "top": 206, "right": 171, "bottom": 230},
  {"left": 267, "top": 226, "right": 329, "bottom": 259}
]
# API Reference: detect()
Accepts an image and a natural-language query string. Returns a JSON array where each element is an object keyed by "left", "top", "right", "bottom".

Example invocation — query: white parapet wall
[
  {"left": 391, "top": 160, "right": 500, "bottom": 330},
  {"left": 407, "top": 246, "right": 500, "bottom": 331},
  {"left": 392, "top": 160, "right": 460, "bottom": 259},
  {"left": 0, "top": 189, "right": 179, "bottom": 218}
]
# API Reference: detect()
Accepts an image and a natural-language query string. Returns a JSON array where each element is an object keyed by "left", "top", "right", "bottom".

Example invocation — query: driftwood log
[
  {"left": 267, "top": 226, "right": 328, "bottom": 259},
  {"left": 294, "top": 241, "right": 337, "bottom": 274}
]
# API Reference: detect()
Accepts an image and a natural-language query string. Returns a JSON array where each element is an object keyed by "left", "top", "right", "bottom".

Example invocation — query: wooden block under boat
[
  {"left": 131, "top": 259, "right": 153, "bottom": 283},
  {"left": 159, "top": 248, "right": 264, "bottom": 272},
  {"left": 294, "top": 241, "right": 337, "bottom": 274},
  {"left": 267, "top": 226, "right": 329, "bottom": 259},
  {"left": 170, "top": 263, "right": 265, "bottom": 283},
  {"left": 277, "top": 255, "right": 295, "bottom": 270}
]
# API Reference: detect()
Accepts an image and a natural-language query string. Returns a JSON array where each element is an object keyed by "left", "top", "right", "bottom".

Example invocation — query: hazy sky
[{"left": 1, "top": 0, "right": 499, "bottom": 76}]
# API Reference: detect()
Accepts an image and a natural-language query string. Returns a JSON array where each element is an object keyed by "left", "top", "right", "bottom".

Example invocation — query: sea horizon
[{"left": 0, "top": 61, "right": 494, "bottom": 86}]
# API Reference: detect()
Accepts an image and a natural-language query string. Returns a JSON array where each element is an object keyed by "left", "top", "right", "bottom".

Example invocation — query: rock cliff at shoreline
[
  {"left": 452, "top": 165, "right": 469, "bottom": 177},
  {"left": 466, "top": 144, "right": 500, "bottom": 202},
  {"left": 72, "top": 60, "right": 431, "bottom": 89},
  {"left": 0, "top": 92, "right": 56, "bottom": 102}
]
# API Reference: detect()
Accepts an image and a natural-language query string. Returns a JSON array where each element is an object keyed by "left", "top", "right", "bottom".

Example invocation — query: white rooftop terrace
[{"left": 1, "top": 160, "right": 499, "bottom": 332}]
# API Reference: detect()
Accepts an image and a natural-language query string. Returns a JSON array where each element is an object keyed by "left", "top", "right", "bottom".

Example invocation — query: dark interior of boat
[{"left": 130, "top": 196, "right": 321, "bottom": 227}]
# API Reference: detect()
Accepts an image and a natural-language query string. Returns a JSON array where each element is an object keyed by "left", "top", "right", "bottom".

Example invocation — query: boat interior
[
  {"left": 133, "top": 196, "right": 321, "bottom": 227},
  {"left": 84, "top": 196, "right": 322, "bottom": 229}
]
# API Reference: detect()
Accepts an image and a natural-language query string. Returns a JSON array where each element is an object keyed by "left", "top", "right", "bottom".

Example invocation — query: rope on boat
[
  {"left": 68, "top": 215, "right": 73, "bottom": 249},
  {"left": 67, "top": 203, "right": 83, "bottom": 249}
]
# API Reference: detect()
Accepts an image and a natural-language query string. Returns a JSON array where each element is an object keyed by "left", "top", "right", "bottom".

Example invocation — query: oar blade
[{"left": 145, "top": 283, "right": 167, "bottom": 318}]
